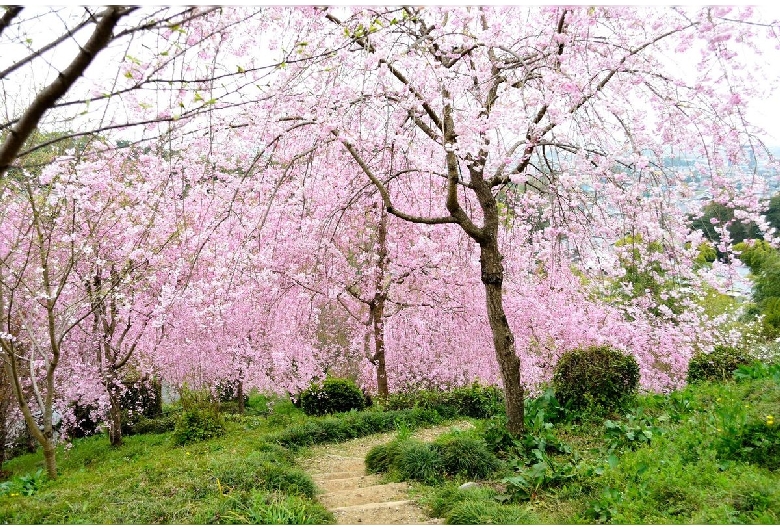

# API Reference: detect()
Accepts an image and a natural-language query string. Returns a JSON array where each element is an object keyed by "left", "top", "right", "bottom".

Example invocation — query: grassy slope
[
  {"left": 0, "top": 398, "right": 336, "bottom": 524},
  {"left": 412, "top": 373, "right": 780, "bottom": 524},
  {"left": 1, "top": 373, "right": 778, "bottom": 524}
]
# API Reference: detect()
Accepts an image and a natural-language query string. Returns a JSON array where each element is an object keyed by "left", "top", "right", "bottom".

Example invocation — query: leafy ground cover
[
  {"left": 404, "top": 362, "right": 780, "bottom": 524},
  {"left": 1, "top": 366, "right": 778, "bottom": 524}
]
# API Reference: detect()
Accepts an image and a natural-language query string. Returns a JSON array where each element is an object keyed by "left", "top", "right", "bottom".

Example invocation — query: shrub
[
  {"left": 382, "top": 382, "right": 504, "bottom": 419},
  {"left": 172, "top": 409, "right": 225, "bottom": 445},
  {"left": 393, "top": 439, "right": 444, "bottom": 484},
  {"left": 271, "top": 407, "right": 442, "bottom": 448},
  {"left": 428, "top": 483, "right": 498, "bottom": 518},
  {"left": 66, "top": 402, "right": 100, "bottom": 439},
  {"left": 116, "top": 377, "right": 163, "bottom": 419},
  {"left": 300, "top": 378, "right": 366, "bottom": 416},
  {"left": 126, "top": 413, "right": 177, "bottom": 435},
  {"left": 688, "top": 346, "right": 755, "bottom": 383},
  {"left": 553, "top": 346, "right": 640, "bottom": 413},
  {"left": 433, "top": 432, "right": 500, "bottom": 479},
  {"left": 365, "top": 438, "right": 406, "bottom": 474}
]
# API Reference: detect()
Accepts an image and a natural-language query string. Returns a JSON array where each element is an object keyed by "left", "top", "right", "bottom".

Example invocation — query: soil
[{"left": 303, "top": 420, "right": 475, "bottom": 525}]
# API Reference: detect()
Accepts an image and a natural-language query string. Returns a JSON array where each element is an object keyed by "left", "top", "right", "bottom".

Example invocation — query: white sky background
[{"left": 4, "top": 5, "right": 780, "bottom": 149}]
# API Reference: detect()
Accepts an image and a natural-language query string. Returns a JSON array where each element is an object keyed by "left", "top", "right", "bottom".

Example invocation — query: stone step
[
  {"left": 311, "top": 469, "right": 366, "bottom": 481},
  {"left": 309, "top": 458, "right": 366, "bottom": 476},
  {"left": 330, "top": 500, "right": 440, "bottom": 525},
  {"left": 332, "top": 499, "right": 411, "bottom": 511},
  {"left": 319, "top": 482, "right": 410, "bottom": 509},
  {"left": 314, "top": 474, "right": 381, "bottom": 491}
]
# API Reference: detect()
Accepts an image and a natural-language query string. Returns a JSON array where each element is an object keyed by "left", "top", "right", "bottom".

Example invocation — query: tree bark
[
  {"left": 480, "top": 244, "right": 525, "bottom": 436},
  {"left": 107, "top": 391, "right": 123, "bottom": 447},
  {"left": 371, "top": 300, "right": 389, "bottom": 397},
  {"left": 372, "top": 206, "right": 390, "bottom": 397},
  {"left": 237, "top": 379, "right": 245, "bottom": 415}
]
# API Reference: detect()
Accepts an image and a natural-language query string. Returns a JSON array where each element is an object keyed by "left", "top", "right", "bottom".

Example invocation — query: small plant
[
  {"left": 553, "top": 345, "right": 640, "bottom": 413},
  {"left": 585, "top": 487, "right": 623, "bottom": 523},
  {"left": 716, "top": 417, "right": 780, "bottom": 470},
  {"left": 20, "top": 470, "right": 44, "bottom": 496},
  {"left": 433, "top": 431, "right": 500, "bottom": 479},
  {"left": 501, "top": 458, "right": 577, "bottom": 502},
  {"left": 525, "top": 387, "right": 565, "bottom": 425},
  {"left": 172, "top": 409, "right": 225, "bottom": 445},
  {"left": 604, "top": 413, "right": 664, "bottom": 452},
  {"left": 687, "top": 346, "right": 754, "bottom": 383},
  {"left": 733, "top": 361, "right": 780, "bottom": 384},
  {"left": 299, "top": 377, "right": 366, "bottom": 416},
  {"left": 477, "top": 416, "right": 520, "bottom": 456}
]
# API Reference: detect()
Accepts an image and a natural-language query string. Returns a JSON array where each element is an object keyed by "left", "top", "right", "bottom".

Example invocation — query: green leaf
[
  {"left": 236, "top": 65, "right": 245, "bottom": 73},
  {"left": 607, "top": 454, "right": 620, "bottom": 468}
]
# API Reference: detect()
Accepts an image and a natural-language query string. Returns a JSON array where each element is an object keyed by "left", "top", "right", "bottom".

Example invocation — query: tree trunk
[
  {"left": 42, "top": 437, "right": 57, "bottom": 478},
  {"left": 372, "top": 205, "right": 390, "bottom": 398},
  {"left": 480, "top": 243, "right": 525, "bottom": 436},
  {"left": 372, "top": 300, "right": 389, "bottom": 398},
  {"left": 107, "top": 392, "right": 123, "bottom": 447},
  {"left": 237, "top": 379, "right": 245, "bottom": 415}
]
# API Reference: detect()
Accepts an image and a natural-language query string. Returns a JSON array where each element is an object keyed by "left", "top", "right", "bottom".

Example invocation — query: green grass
[
  {"left": 400, "top": 367, "right": 779, "bottom": 525},
  {"left": 0, "top": 393, "right": 456, "bottom": 524},
  {"left": 2, "top": 370, "right": 778, "bottom": 525}
]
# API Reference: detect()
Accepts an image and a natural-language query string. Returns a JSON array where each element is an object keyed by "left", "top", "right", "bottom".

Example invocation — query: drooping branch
[
  {"left": 338, "top": 135, "right": 460, "bottom": 226},
  {"left": 0, "top": 6, "right": 134, "bottom": 176}
]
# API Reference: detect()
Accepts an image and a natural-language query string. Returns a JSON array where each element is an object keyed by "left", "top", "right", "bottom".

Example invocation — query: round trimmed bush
[
  {"left": 687, "top": 346, "right": 754, "bottom": 383},
  {"left": 300, "top": 377, "right": 366, "bottom": 416},
  {"left": 552, "top": 346, "right": 640, "bottom": 413}
]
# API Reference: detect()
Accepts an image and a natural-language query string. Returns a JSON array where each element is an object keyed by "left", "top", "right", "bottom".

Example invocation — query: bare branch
[
  {"left": 0, "top": 6, "right": 135, "bottom": 176},
  {"left": 0, "top": 6, "right": 23, "bottom": 39}
]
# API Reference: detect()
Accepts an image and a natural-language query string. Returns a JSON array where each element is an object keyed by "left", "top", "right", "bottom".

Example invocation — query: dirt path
[{"left": 303, "top": 421, "right": 475, "bottom": 525}]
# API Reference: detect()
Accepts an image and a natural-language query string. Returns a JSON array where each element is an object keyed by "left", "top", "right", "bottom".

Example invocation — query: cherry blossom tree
[{"left": 252, "top": 6, "right": 779, "bottom": 435}]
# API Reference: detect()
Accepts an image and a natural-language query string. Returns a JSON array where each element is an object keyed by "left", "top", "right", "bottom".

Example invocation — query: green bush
[
  {"left": 382, "top": 382, "right": 504, "bottom": 419},
  {"left": 126, "top": 413, "right": 177, "bottom": 435},
  {"left": 553, "top": 346, "right": 640, "bottom": 413},
  {"left": 393, "top": 439, "right": 444, "bottom": 484},
  {"left": 172, "top": 409, "right": 225, "bottom": 445},
  {"left": 364, "top": 439, "right": 405, "bottom": 474},
  {"left": 433, "top": 432, "right": 500, "bottom": 479},
  {"left": 428, "top": 483, "right": 498, "bottom": 518},
  {"left": 687, "top": 346, "right": 755, "bottom": 383},
  {"left": 300, "top": 378, "right": 366, "bottom": 416}
]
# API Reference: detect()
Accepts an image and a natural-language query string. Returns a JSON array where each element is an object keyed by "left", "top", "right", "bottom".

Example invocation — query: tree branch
[
  {"left": 0, "top": 6, "right": 134, "bottom": 176},
  {"left": 0, "top": 6, "right": 22, "bottom": 40}
]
